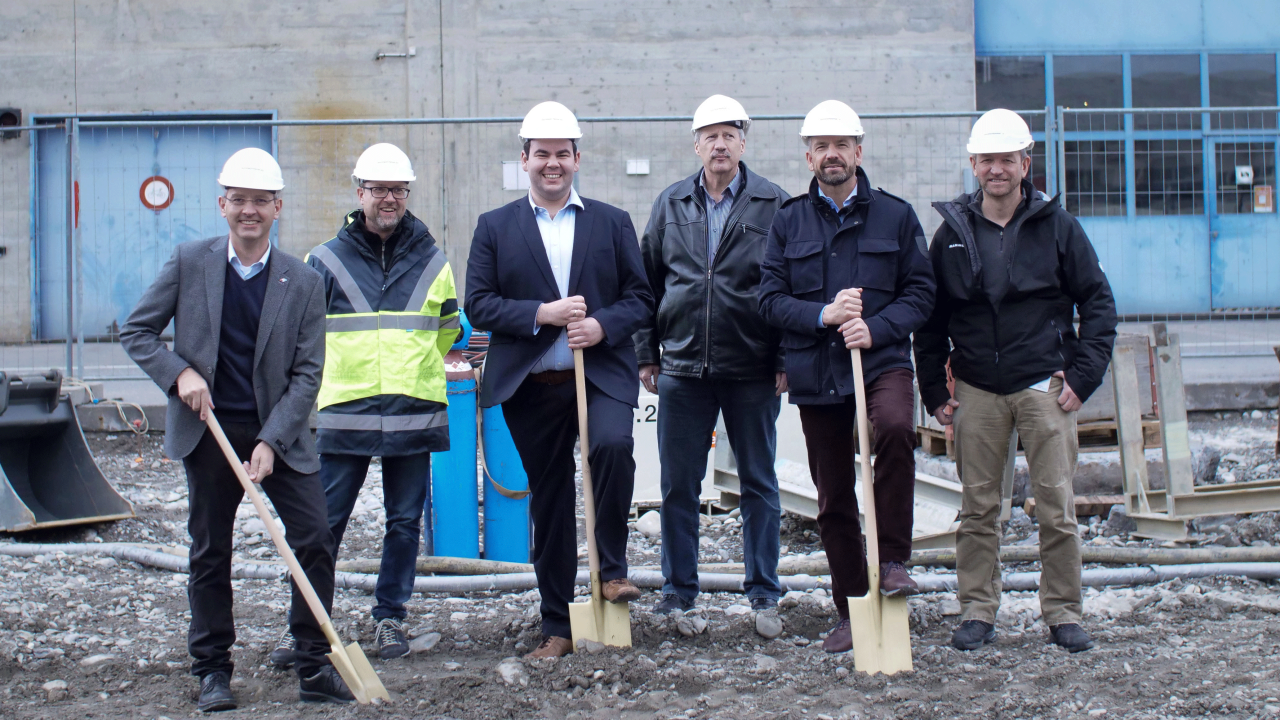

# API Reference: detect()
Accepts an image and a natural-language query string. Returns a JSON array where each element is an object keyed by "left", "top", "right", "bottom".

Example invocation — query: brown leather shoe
[
  {"left": 879, "top": 561, "right": 919, "bottom": 597},
  {"left": 525, "top": 635, "right": 573, "bottom": 660},
  {"left": 822, "top": 619, "right": 852, "bottom": 653},
  {"left": 601, "top": 578, "right": 642, "bottom": 603}
]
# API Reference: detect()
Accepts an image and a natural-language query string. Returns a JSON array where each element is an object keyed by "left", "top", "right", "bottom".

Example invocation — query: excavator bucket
[{"left": 0, "top": 370, "right": 134, "bottom": 531}]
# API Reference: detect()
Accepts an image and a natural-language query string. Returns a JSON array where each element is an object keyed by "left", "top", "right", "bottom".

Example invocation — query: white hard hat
[
  {"left": 352, "top": 143, "right": 416, "bottom": 183},
  {"left": 218, "top": 148, "right": 284, "bottom": 191},
  {"left": 691, "top": 94, "right": 752, "bottom": 136},
  {"left": 799, "top": 100, "right": 865, "bottom": 139},
  {"left": 519, "top": 101, "right": 583, "bottom": 141},
  {"left": 967, "top": 109, "right": 1033, "bottom": 155}
]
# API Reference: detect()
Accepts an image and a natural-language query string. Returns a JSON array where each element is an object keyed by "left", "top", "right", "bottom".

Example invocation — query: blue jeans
[
  {"left": 657, "top": 374, "right": 782, "bottom": 603},
  {"left": 321, "top": 452, "right": 431, "bottom": 621}
]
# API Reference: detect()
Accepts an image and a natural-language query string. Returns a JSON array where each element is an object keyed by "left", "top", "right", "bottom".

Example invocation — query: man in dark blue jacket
[
  {"left": 759, "top": 100, "right": 935, "bottom": 654},
  {"left": 465, "top": 102, "right": 654, "bottom": 659}
]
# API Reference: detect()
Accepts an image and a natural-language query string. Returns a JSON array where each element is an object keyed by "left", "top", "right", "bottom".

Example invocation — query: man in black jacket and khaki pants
[
  {"left": 634, "top": 95, "right": 788, "bottom": 637},
  {"left": 914, "top": 109, "right": 1117, "bottom": 654}
]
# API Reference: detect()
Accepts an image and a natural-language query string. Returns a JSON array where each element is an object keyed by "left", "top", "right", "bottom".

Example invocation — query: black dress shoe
[
  {"left": 1049, "top": 623, "right": 1095, "bottom": 653},
  {"left": 299, "top": 665, "right": 355, "bottom": 703},
  {"left": 652, "top": 593, "right": 695, "bottom": 614},
  {"left": 197, "top": 671, "right": 236, "bottom": 712},
  {"left": 951, "top": 620, "right": 996, "bottom": 651}
]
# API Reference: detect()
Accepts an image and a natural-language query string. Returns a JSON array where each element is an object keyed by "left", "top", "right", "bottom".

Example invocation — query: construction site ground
[{"left": 2, "top": 411, "right": 1280, "bottom": 719}]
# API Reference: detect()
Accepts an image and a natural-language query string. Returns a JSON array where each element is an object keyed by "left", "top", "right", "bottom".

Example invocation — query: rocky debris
[
  {"left": 675, "top": 614, "right": 708, "bottom": 637},
  {"left": 575, "top": 639, "right": 606, "bottom": 655},
  {"left": 754, "top": 609, "right": 784, "bottom": 640},
  {"left": 41, "top": 679, "right": 68, "bottom": 702},
  {"left": 634, "top": 510, "right": 661, "bottom": 539},
  {"left": 409, "top": 632, "right": 441, "bottom": 653},
  {"left": 495, "top": 657, "right": 527, "bottom": 686}
]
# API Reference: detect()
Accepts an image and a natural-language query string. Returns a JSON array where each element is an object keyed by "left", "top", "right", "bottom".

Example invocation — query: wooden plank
[
  {"left": 1023, "top": 495, "right": 1125, "bottom": 519},
  {"left": 1112, "top": 341, "right": 1152, "bottom": 515},
  {"left": 1151, "top": 329, "right": 1195, "bottom": 510}
]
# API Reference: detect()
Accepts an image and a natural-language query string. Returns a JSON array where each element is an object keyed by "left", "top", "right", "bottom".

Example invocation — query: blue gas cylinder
[{"left": 481, "top": 404, "right": 531, "bottom": 563}]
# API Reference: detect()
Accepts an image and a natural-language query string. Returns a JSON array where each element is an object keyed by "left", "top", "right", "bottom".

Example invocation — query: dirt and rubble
[{"left": 2, "top": 413, "right": 1280, "bottom": 719}]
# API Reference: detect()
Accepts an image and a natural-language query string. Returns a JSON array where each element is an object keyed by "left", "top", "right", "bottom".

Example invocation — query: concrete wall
[{"left": 0, "top": 0, "right": 974, "bottom": 342}]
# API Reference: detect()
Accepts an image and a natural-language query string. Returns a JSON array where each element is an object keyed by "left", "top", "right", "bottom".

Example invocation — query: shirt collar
[
  {"left": 529, "top": 187, "right": 584, "bottom": 217},
  {"left": 817, "top": 181, "right": 858, "bottom": 212},
  {"left": 699, "top": 167, "right": 743, "bottom": 202},
  {"left": 228, "top": 239, "right": 271, "bottom": 269}
]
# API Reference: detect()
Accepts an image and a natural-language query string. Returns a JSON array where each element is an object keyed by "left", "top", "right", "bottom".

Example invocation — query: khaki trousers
[{"left": 953, "top": 377, "right": 1082, "bottom": 626}]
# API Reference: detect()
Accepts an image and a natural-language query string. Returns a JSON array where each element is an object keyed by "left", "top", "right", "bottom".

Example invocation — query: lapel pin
[{"left": 280, "top": 277, "right": 288, "bottom": 283}]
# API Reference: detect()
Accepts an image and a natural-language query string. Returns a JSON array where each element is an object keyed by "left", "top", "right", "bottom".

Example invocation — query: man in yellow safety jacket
[{"left": 271, "top": 143, "right": 459, "bottom": 663}]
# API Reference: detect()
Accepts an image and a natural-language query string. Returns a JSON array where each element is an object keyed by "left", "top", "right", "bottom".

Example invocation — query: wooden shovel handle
[
  {"left": 572, "top": 349, "right": 602, "bottom": 580},
  {"left": 203, "top": 413, "right": 338, "bottom": 643},
  {"left": 850, "top": 348, "right": 881, "bottom": 591}
]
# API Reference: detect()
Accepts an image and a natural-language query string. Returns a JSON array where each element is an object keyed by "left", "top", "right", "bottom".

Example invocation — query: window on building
[
  {"left": 976, "top": 56, "right": 1046, "bottom": 132},
  {"left": 1134, "top": 139, "right": 1203, "bottom": 215},
  {"left": 1216, "top": 142, "right": 1276, "bottom": 214},
  {"left": 1055, "top": 55, "right": 1124, "bottom": 131},
  {"left": 1064, "top": 140, "right": 1125, "bottom": 216},
  {"left": 1132, "top": 54, "right": 1202, "bottom": 130},
  {"left": 1209, "top": 54, "right": 1278, "bottom": 130}
]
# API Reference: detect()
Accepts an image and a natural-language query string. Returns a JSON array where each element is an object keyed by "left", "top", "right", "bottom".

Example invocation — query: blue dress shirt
[{"left": 530, "top": 188, "right": 585, "bottom": 374}]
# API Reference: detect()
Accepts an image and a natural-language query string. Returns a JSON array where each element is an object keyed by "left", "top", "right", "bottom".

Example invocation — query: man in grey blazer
[{"left": 122, "top": 148, "right": 352, "bottom": 710}]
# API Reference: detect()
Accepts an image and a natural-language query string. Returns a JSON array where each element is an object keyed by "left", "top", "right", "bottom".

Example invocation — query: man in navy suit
[{"left": 465, "top": 102, "right": 654, "bottom": 659}]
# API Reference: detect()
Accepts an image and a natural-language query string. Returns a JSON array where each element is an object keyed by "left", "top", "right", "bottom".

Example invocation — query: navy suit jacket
[{"left": 465, "top": 195, "right": 654, "bottom": 409}]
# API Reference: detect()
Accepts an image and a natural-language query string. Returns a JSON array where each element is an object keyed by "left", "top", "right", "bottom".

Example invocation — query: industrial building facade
[{"left": 0, "top": 0, "right": 1276, "bottom": 363}]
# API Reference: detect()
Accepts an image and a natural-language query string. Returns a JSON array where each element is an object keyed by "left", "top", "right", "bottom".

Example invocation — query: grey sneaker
[
  {"left": 268, "top": 628, "right": 295, "bottom": 669},
  {"left": 375, "top": 618, "right": 409, "bottom": 659},
  {"left": 951, "top": 620, "right": 996, "bottom": 651}
]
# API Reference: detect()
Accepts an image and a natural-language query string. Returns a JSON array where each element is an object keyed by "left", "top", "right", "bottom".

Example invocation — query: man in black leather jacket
[{"left": 633, "top": 95, "right": 788, "bottom": 636}]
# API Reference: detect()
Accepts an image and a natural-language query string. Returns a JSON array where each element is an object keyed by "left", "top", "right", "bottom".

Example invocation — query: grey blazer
[{"left": 121, "top": 236, "right": 326, "bottom": 473}]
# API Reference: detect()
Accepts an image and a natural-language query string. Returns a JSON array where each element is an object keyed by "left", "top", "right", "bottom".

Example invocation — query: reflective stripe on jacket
[{"left": 306, "top": 209, "right": 460, "bottom": 456}]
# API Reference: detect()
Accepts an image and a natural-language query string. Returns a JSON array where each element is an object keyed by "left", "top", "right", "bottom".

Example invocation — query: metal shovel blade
[
  {"left": 569, "top": 575, "right": 633, "bottom": 648},
  {"left": 328, "top": 639, "right": 390, "bottom": 704},
  {"left": 847, "top": 591, "right": 913, "bottom": 675}
]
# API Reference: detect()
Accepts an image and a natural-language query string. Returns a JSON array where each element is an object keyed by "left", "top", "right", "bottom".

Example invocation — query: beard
[
  {"left": 816, "top": 162, "right": 853, "bottom": 186},
  {"left": 371, "top": 209, "right": 401, "bottom": 231}
]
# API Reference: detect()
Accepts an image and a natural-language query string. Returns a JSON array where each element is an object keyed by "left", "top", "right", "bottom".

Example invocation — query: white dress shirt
[
  {"left": 529, "top": 188, "right": 584, "bottom": 374},
  {"left": 228, "top": 239, "right": 271, "bottom": 280}
]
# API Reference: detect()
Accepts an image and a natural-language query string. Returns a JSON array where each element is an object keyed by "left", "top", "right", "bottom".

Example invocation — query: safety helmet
[
  {"left": 518, "top": 101, "right": 583, "bottom": 141},
  {"left": 691, "top": 94, "right": 752, "bottom": 136},
  {"left": 799, "top": 100, "right": 865, "bottom": 140},
  {"left": 351, "top": 143, "right": 416, "bottom": 184},
  {"left": 967, "top": 109, "right": 1033, "bottom": 155},
  {"left": 217, "top": 148, "right": 285, "bottom": 191}
]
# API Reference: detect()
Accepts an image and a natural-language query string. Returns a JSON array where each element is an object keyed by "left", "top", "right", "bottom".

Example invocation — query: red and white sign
[{"left": 139, "top": 176, "right": 174, "bottom": 211}]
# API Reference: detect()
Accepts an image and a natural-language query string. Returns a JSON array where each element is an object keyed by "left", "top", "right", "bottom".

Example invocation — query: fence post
[
  {"left": 1056, "top": 106, "right": 1067, "bottom": 212},
  {"left": 64, "top": 117, "right": 78, "bottom": 379},
  {"left": 73, "top": 119, "right": 84, "bottom": 382}
]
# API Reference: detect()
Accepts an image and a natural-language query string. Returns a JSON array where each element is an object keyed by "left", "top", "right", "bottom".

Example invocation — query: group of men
[{"left": 120, "top": 94, "right": 1117, "bottom": 711}]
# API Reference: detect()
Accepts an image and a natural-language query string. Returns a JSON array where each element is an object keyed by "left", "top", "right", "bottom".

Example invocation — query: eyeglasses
[
  {"left": 361, "top": 186, "right": 411, "bottom": 199},
  {"left": 224, "top": 197, "right": 277, "bottom": 207}
]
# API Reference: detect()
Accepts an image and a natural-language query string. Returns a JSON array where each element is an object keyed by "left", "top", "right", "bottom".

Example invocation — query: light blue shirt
[
  {"left": 529, "top": 188, "right": 585, "bottom": 375},
  {"left": 228, "top": 240, "right": 271, "bottom": 280},
  {"left": 816, "top": 182, "right": 857, "bottom": 328},
  {"left": 701, "top": 169, "right": 744, "bottom": 262}
]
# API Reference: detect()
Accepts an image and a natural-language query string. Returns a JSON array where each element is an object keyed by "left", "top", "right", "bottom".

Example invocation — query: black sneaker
[
  {"left": 652, "top": 593, "right": 695, "bottom": 615},
  {"left": 1049, "top": 623, "right": 1094, "bottom": 653},
  {"left": 750, "top": 597, "right": 777, "bottom": 612},
  {"left": 375, "top": 618, "right": 409, "bottom": 659},
  {"left": 269, "top": 628, "right": 295, "bottom": 669},
  {"left": 951, "top": 620, "right": 996, "bottom": 651},
  {"left": 299, "top": 665, "right": 355, "bottom": 704},
  {"left": 197, "top": 671, "right": 236, "bottom": 712}
]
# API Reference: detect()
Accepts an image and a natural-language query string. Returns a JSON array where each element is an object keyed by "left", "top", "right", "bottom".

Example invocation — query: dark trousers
[
  {"left": 657, "top": 374, "right": 781, "bottom": 602},
  {"left": 797, "top": 368, "right": 916, "bottom": 619},
  {"left": 183, "top": 421, "right": 335, "bottom": 679},
  {"left": 502, "top": 376, "right": 635, "bottom": 639},
  {"left": 321, "top": 452, "right": 431, "bottom": 621}
]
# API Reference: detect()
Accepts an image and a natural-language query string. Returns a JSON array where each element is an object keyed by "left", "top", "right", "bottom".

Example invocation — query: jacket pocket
[
  {"left": 783, "top": 239, "right": 825, "bottom": 295},
  {"left": 780, "top": 331, "right": 822, "bottom": 395},
  {"left": 856, "top": 238, "right": 899, "bottom": 292}
]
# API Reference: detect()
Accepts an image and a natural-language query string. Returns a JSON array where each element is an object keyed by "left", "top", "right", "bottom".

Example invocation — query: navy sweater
[{"left": 212, "top": 258, "right": 269, "bottom": 423}]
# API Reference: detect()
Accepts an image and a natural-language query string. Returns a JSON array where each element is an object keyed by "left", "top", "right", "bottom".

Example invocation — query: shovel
[
  {"left": 204, "top": 413, "right": 390, "bottom": 704},
  {"left": 567, "top": 348, "right": 633, "bottom": 648},
  {"left": 845, "top": 348, "right": 914, "bottom": 675}
]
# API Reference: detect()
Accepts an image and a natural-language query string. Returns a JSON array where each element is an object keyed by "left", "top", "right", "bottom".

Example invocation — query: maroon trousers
[{"left": 797, "top": 368, "right": 917, "bottom": 619}]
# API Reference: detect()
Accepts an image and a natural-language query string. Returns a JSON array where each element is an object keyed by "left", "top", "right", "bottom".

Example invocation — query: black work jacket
[
  {"left": 912, "top": 181, "right": 1118, "bottom": 414},
  {"left": 633, "top": 162, "right": 787, "bottom": 380},
  {"left": 758, "top": 168, "right": 935, "bottom": 404}
]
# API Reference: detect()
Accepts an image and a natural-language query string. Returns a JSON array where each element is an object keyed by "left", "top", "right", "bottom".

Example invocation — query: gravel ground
[{"left": 2, "top": 414, "right": 1280, "bottom": 719}]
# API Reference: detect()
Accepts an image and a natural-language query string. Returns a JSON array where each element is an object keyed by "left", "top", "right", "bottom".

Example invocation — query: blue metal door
[
  {"left": 34, "top": 118, "right": 274, "bottom": 340},
  {"left": 1208, "top": 138, "right": 1280, "bottom": 309}
]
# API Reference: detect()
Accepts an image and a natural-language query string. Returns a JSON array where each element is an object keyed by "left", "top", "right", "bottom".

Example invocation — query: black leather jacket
[{"left": 634, "top": 163, "right": 787, "bottom": 380}]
